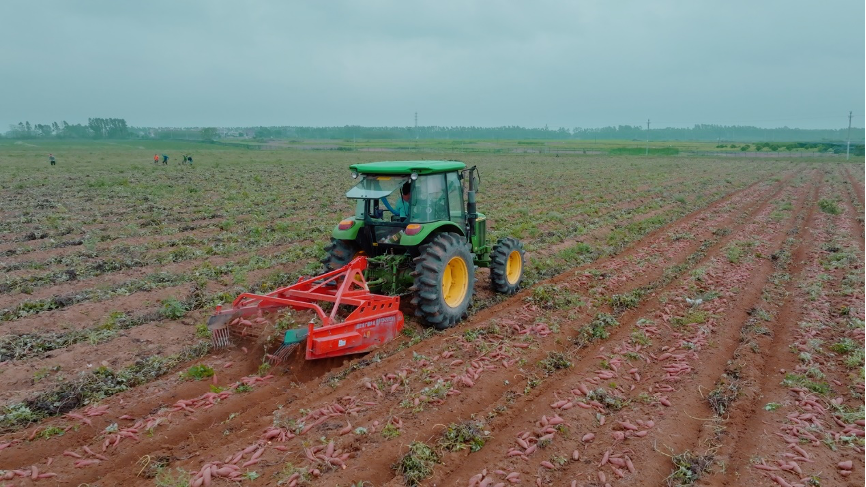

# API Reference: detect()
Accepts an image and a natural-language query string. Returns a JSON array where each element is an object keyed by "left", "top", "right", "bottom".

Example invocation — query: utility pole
[
  {"left": 415, "top": 112, "right": 418, "bottom": 140},
  {"left": 646, "top": 119, "right": 650, "bottom": 156},
  {"left": 846, "top": 111, "right": 852, "bottom": 160}
]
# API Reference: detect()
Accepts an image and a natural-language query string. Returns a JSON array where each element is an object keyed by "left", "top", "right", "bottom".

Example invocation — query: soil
[{"left": 0, "top": 164, "right": 862, "bottom": 487}]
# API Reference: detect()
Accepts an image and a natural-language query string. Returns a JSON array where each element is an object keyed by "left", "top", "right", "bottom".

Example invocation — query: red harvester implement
[{"left": 207, "top": 256, "right": 404, "bottom": 362}]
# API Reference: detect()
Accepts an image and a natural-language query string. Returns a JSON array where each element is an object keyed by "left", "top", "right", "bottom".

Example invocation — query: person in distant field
[
  {"left": 182, "top": 154, "right": 188, "bottom": 164},
  {"left": 162, "top": 154, "right": 169, "bottom": 165},
  {"left": 48, "top": 153, "right": 56, "bottom": 166},
  {"left": 154, "top": 154, "right": 159, "bottom": 164},
  {"left": 187, "top": 154, "right": 193, "bottom": 165}
]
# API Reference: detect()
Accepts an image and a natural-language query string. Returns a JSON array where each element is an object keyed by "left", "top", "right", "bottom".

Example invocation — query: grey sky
[{"left": 1, "top": 0, "right": 863, "bottom": 130}]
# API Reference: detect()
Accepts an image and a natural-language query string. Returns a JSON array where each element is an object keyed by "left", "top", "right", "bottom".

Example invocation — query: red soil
[{"left": 0, "top": 166, "right": 862, "bottom": 487}]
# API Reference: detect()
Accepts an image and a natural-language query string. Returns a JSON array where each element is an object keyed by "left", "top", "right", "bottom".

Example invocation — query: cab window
[{"left": 409, "top": 174, "right": 449, "bottom": 223}]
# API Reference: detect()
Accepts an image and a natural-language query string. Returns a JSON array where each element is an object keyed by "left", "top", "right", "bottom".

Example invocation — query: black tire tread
[
  {"left": 490, "top": 237, "right": 525, "bottom": 294},
  {"left": 410, "top": 233, "right": 475, "bottom": 330},
  {"left": 321, "top": 238, "right": 359, "bottom": 272}
]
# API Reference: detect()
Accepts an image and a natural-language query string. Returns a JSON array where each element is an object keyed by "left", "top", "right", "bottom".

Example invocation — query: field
[{"left": 0, "top": 142, "right": 863, "bottom": 487}]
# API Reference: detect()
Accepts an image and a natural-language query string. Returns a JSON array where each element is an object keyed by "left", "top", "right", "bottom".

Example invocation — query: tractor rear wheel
[
  {"left": 490, "top": 237, "right": 525, "bottom": 294},
  {"left": 321, "top": 238, "right": 360, "bottom": 271},
  {"left": 411, "top": 233, "right": 474, "bottom": 330}
]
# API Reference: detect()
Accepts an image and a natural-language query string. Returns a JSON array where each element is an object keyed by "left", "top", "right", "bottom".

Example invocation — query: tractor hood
[{"left": 345, "top": 175, "right": 409, "bottom": 199}]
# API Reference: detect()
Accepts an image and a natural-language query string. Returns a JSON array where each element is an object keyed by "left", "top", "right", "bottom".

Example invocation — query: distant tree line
[
  {"left": 6, "top": 118, "right": 130, "bottom": 139},
  {"left": 3, "top": 119, "right": 220, "bottom": 141},
  {"left": 712, "top": 141, "right": 864, "bottom": 155},
  {"left": 243, "top": 124, "right": 863, "bottom": 143},
  {"left": 3, "top": 120, "right": 862, "bottom": 143}
]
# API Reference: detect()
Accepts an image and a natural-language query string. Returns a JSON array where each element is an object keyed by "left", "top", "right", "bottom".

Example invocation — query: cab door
[{"left": 446, "top": 171, "right": 465, "bottom": 229}]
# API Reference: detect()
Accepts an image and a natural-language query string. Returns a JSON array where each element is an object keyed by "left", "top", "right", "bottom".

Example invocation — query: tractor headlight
[
  {"left": 351, "top": 170, "right": 359, "bottom": 179},
  {"left": 410, "top": 172, "right": 418, "bottom": 180}
]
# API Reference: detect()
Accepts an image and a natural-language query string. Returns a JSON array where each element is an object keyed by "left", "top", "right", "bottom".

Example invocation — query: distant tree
[
  {"left": 62, "top": 121, "right": 91, "bottom": 138},
  {"left": 108, "top": 118, "right": 129, "bottom": 138},
  {"left": 768, "top": 143, "right": 779, "bottom": 152},
  {"left": 254, "top": 127, "right": 273, "bottom": 139},
  {"left": 740, "top": 144, "right": 750, "bottom": 151},
  {"left": 88, "top": 118, "right": 103, "bottom": 138},
  {"left": 87, "top": 117, "right": 129, "bottom": 138},
  {"left": 201, "top": 127, "right": 218, "bottom": 141}
]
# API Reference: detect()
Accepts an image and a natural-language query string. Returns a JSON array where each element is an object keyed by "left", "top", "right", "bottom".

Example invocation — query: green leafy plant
[
  {"left": 538, "top": 351, "right": 572, "bottom": 375},
  {"left": 818, "top": 199, "right": 841, "bottom": 215},
  {"left": 160, "top": 298, "right": 188, "bottom": 320},
  {"left": 38, "top": 425, "right": 66, "bottom": 439},
  {"left": 586, "top": 388, "right": 627, "bottom": 411},
  {"left": 610, "top": 290, "right": 642, "bottom": 311},
  {"left": 182, "top": 364, "right": 215, "bottom": 381},
  {"left": 575, "top": 312, "right": 619, "bottom": 346},
  {"left": 195, "top": 323, "right": 210, "bottom": 338},
  {"left": 666, "top": 450, "right": 713, "bottom": 486},
  {"left": 393, "top": 442, "right": 438, "bottom": 487},
  {"left": 382, "top": 422, "right": 401, "bottom": 439},
  {"left": 154, "top": 467, "right": 191, "bottom": 487},
  {"left": 439, "top": 421, "right": 488, "bottom": 452}
]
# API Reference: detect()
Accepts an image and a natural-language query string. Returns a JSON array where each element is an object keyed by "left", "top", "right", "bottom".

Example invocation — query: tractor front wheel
[
  {"left": 411, "top": 233, "right": 475, "bottom": 330},
  {"left": 490, "top": 237, "right": 525, "bottom": 294},
  {"left": 321, "top": 238, "right": 360, "bottom": 271}
]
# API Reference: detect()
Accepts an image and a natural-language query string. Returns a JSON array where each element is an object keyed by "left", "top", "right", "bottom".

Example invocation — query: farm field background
[{"left": 0, "top": 142, "right": 863, "bottom": 487}]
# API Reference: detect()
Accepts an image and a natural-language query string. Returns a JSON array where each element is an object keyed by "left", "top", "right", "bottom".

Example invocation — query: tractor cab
[{"left": 338, "top": 161, "right": 469, "bottom": 256}]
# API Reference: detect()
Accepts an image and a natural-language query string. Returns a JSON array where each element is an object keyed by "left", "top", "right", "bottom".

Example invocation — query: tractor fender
[
  {"left": 400, "top": 221, "right": 465, "bottom": 246},
  {"left": 331, "top": 218, "right": 363, "bottom": 240}
]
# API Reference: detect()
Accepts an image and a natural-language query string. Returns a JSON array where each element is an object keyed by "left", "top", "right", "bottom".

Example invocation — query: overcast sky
[{"left": 1, "top": 0, "right": 863, "bottom": 130}]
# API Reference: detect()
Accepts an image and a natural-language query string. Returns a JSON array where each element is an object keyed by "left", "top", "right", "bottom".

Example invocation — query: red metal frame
[{"left": 212, "top": 257, "right": 404, "bottom": 360}]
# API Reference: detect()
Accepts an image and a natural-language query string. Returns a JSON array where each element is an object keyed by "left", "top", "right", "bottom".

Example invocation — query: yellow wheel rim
[
  {"left": 442, "top": 256, "right": 469, "bottom": 308},
  {"left": 506, "top": 250, "right": 522, "bottom": 285}
]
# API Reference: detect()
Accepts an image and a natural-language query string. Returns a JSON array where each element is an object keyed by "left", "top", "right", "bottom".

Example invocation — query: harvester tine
[
  {"left": 208, "top": 309, "right": 239, "bottom": 349},
  {"left": 211, "top": 328, "right": 232, "bottom": 349},
  {"left": 268, "top": 343, "right": 299, "bottom": 366}
]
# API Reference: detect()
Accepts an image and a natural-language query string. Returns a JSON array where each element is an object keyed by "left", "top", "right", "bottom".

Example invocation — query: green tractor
[{"left": 323, "top": 160, "right": 525, "bottom": 330}]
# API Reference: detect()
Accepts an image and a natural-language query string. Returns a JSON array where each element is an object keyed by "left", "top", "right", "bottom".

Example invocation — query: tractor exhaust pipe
[{"left": 466, "top": 166, "right": 478, "bottom": 243}]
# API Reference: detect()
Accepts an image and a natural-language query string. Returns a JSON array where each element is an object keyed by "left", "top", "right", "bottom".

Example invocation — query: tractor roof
[{"left": 350, "top": 160, "right": 466, "bottom": 175}]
